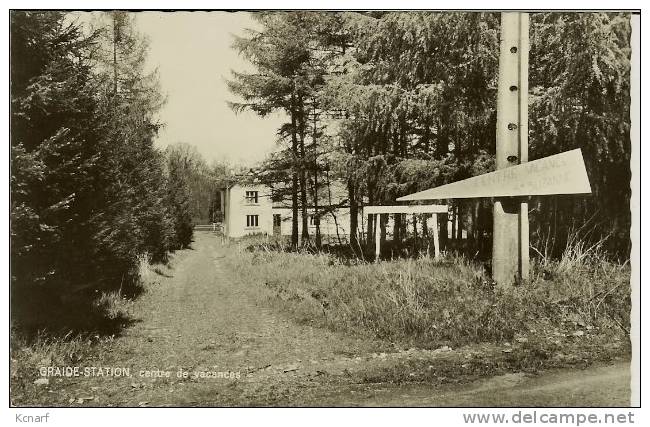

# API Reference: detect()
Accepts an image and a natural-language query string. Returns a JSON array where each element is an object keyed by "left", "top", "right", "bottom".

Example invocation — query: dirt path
[
  {"left": 313, "top": 362, "right": 631, "bottom": 407},
  {"left": 23, "top": 232, "right": 631, "bottom": 407}
]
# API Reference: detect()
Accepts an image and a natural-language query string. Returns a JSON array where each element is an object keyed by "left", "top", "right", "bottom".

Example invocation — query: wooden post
[
  {"left": 493, "top": 12, "right": 530, "bottom": 285},
  {"left": 432, "top": 214, "right": 440, "bottom": 260},
  {"left": 374, "top": 213, "right": 381, "bottom": 263}
]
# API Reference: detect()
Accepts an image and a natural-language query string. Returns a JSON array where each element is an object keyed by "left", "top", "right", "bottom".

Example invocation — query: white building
[
  {"left": 219, "top": 183, "right": 355, "bottom": 242},
  {"left": 221, "top": 183, "right": 273, "bottom": 238}
]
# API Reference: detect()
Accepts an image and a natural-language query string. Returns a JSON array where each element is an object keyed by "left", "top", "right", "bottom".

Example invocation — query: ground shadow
[{"left": 11, "top": 281, "right": 145, "bottom": 342}]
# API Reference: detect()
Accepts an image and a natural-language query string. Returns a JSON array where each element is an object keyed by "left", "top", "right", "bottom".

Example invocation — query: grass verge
[
  {"left": 223, "top": 236, "right": 630, "bottom": 371},
  {"left": 10, "top": 257, "right": 170, "bottom": 405}
]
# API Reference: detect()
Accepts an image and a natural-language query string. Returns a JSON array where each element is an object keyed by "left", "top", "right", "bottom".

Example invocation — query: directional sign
[{"left": 397, "top": 149, "right": 591, "bottom": 201}]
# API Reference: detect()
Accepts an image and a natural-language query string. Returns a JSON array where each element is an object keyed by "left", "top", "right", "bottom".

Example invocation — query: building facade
[
  {"left": 222, "top": 184, "right": 273, "bottom": 238},
  {"left": 220, "top": 183, "right": 354, "bottom": 242}
]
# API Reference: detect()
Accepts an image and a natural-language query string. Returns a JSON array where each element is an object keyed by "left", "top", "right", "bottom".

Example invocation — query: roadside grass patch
[
  {"left": 10, "top": 256, "right": 169, "bottom": 405},
  {"left": 224, "top": 237, "right": 630, "bottom": 361},
  {"left": 10, "top": 329, "right": 114, "bottom": 404},
  {"left": 357, "top": 336, "right": 627, "bottom": 386}
]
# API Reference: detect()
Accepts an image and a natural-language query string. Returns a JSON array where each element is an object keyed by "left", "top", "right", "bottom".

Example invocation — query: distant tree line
[
  {"left": 228, "top": 11, "right": 631, "bottom": 259},
  {"left": 10, "top": 11, "right": 196, "bottom": 325},
  {"left": 165, "top": 143, "right": 244, "bottom": 226}
]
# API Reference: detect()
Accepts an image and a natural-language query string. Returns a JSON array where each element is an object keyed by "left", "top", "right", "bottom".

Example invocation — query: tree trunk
[
  {"left": 298, "top": 98, "right": 309, "bottom": 245},
  {"left": 451, "top": 205, "right": 457, "bottom": 242},
  {"left": 439, "top": 209, "right": 448, "bottom": 251},
  {"left": 367, "top": 212, "right": 374, "bottom": 251},
  {"left": 325, "top": 169, "right": 342, "bottom": 245},
  {"left": 360, "top": 210, "right": 365, "bottom": 246},
  {"left": 289, "top": 94, "right": 299, "bottom": 249},
  {"left": 291, "top": 164, "right": 299, "bottom": 249},
  {"left": 365, "top": 188, "right": 375, "bottom": 251},
  {"left": 348, "top": 179, "right": 359, "bottom": 252},
  {"left": 308, "top": 171, "right": 321, "bottom": 248},
  {"left": 437, "top": 118, "right": 449, "bottom": 158},
  {"left": 412, "top": 214, "right": 418, "bottom": 253},
  {"left": 394, "top": 213, "right": 402, "bottom": 244},
  {"left": 380, "top": 213, "right": 387, "bottom": 247},
  {"left": 456, "top": 203, "right": 464, "bottom": 241},
  {"left": 468, "top": 201, "right": 478, "bottom": 251},
  {"left": 312, "top": 104, "right": 321, "bottom": 248}
]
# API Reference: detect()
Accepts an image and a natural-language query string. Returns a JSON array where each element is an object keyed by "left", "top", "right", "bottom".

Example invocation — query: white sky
[{"left": 134, "top": 11, "right": 286, "bottom": 166}]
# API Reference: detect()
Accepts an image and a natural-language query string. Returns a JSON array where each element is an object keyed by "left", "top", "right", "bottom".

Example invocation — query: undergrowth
[
  {"left": 10, "top": 257, "right": 167, "bottom": 398},
  {"left": 224, "top": 235, "right": 631, "bottom": 351}
]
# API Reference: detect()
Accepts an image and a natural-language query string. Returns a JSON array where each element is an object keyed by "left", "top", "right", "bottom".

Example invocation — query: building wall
[{"left": 224, "top": 184, "right": 273, "bottom": 238}]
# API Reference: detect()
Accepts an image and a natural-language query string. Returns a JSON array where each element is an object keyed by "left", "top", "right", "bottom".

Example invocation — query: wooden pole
[
  {"left": 432, "top": 214, "right": 440, "bottom": 260},
  {"left": 374, "top": 213, "right": 381, "bottom": 263},
  {"left": 493, "top": 12, "right": 530, "bottom": 285}
]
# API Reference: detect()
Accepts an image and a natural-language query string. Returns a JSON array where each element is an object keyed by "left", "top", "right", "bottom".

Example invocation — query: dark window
[
  {"left": 245, "top": 191, "right": 259, "bottom": 204},
  {"left": 273, "top": 214, "right": 281, "bottom": 227},
  {"left": 246, "top": 215, "right": 259, "bottom": 227}
]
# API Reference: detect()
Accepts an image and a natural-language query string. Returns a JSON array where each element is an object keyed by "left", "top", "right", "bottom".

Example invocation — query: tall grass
[
  {"left": 225, "top": 236, "right": 630, "bottom": 349},
  {"left": 531, "top": 230, "right": 631, "bottom": 335},
  {"left": 10, "top": 329, "right": 114, "bottom": 399}
]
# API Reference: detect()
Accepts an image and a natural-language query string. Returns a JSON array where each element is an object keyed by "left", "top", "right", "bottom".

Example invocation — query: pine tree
[
  {"left": 228, "top": 12, "right": 329, "bottom": 248},
  {"left": 11, "top": 11, "right": 179, "bottom": 333}
]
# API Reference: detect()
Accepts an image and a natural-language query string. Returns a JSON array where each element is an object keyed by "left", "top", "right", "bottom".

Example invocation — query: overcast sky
[{"left": 134, "top": 11, "right": 286, "bottom": 166}]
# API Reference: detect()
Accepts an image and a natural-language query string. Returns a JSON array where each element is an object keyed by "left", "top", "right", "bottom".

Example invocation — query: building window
[
  {"left": 245, "top": 190, "right": 259, "bottom": 204},
  {"left": 309, "top": 215, "right": 319, "bottom": 226},
  {"left": 273, "top": 214, "right": 282, "bottom": 227},
  {"left": 246, "top": 215, "right": 259, "bottom": 228}
]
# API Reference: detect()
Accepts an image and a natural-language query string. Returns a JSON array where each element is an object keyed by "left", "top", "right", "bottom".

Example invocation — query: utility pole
[
  {"left": 492, "top": 12, "right": 530, "bottom": 285},
  {"left": 400, "top": 12, "right": 590, "bottom": 286}
]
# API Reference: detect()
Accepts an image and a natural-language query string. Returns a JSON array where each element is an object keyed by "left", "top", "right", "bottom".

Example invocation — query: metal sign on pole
[{"left": 396, "top": 149, "right": 591, "bottom": 200}]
